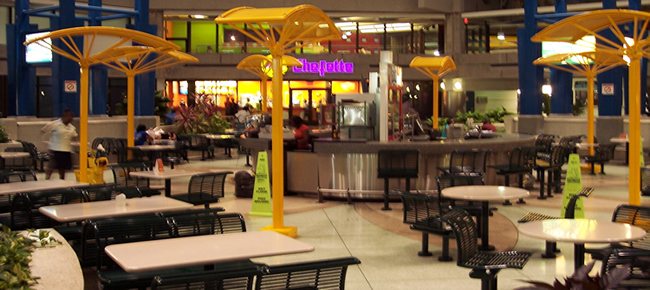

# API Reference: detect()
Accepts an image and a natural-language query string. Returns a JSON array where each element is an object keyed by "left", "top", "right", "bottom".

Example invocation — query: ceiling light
[
  {"left": 192, "top": 15, "right": 207, "bottom": 19},
  {"left": 342, "top": 34, "right": 348, "bottom": 40},
  {"left": 497, "top": 31, "right": 505, "bottom": 40},
  {"left": 230, "top": 35, "right": 236, "bottom": 41},
  {"left": 433, "top": 50, "right": 440, "bottom": 56},
  {"left": 542, "top": 84, "right": 552, "bottom": 96},
  {"left": 454, "top": 81, "right": 462, "bottom": 90},
  {"left": 440, "top": 82, "right": 446, "bottom": 90},
  {"left": 345, "top": 31, "right": 352, "bottom": 36}
]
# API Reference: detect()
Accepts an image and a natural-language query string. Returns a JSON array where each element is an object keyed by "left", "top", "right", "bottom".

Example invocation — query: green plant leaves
[{"left": 0, "top": 225, "right": 37, "bottom": 289}]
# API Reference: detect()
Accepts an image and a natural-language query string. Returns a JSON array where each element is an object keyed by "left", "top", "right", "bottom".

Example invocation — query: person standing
[
  {"left": 41, "top": 109, "right": 78, "bottom": 180},
  {"left": 235, "top": 105, "right": 251, "bottom": 124},
  {"left": 290, "top": 116, "right": 310, "bottom": 150}
]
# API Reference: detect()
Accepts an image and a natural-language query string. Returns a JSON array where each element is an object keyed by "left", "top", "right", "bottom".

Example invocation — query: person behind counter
[
  {"left": 440, "top": 118, "right": 454, "bottom": 138},
  {"left": 289, "top": 116, "right": 310, "bottom": 150},
  {"left": 481, "top": 119, "right": 497, "bottom": 132}
]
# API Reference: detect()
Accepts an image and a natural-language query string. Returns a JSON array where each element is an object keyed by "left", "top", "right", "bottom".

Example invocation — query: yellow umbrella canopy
[
  {"left": 533, "top": 51, "right": 626, "bottom": 77},
  {"left": 531, "top": 9, "right": 650, "bottom": 58},
  {"left": 24, "top": 26, "right": 180, "bottom": 66},
  {"left": 23, "top": 27, "right": 182, "bottom": 183},
  {"left": 93, "top": 46, "right": 198, "bottom": 147},
  {"left": 531, "top": 9, "right": 650, "bottom": 206},
  {"left": 215, "top": 5, "right": 341, "bottom": 55},
  {"left": 409, "top": 56, "right": 456, "bottom": 79}
]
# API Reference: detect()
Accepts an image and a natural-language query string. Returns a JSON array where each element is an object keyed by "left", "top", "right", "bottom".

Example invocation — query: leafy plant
[
  {"left": 424, "top": 107, "right": 513, "bottom": 130},
  {"left": 0, "top": 225, "right": 38, "bottom": 289},
  {"left": 572, "top": 100, "right": 587, "bottom": 116},
  {"left": 174, "top": 101, "right": 231, "bottom": 134},
  {"left": 516, "top": 261, "right": 630, "bottom": 290},
  {"left": 0, "top": 126, "right": 10, "bottom": 143}
]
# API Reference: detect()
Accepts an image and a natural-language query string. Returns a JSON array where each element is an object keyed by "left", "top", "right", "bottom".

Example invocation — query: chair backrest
[
  {"left": 187, "top": 171, "right": 232, "bottom": 199},
  {"left": 395, "top": 190, "right": 444, "bottom": 226},
  {"left": 11, "top": 188, "right": 87, "bottom": 229},
  {"left": 377, "top": 150, "right": 419, "bottom": 178},
  {"left": 109, "top": 164, "right": 150, "bottom": 188},
  {"left": 549, "top": 145, "right": 571, "bottom": 166},
  {"left": 440, "top": 209, "right": 479, "bottom": 266},
  {"left": 116, "top": 147, "right": 147, "bottom": 165},
  {"left": 91, "top": 215, "right": 173, "bottom": 269},
  {"left": 77, "top": 184, "right": 121, "bottom": 201},
  {"left": 446, "top": 149, "right": 491, "bottom": 175},
  {"left": 152, "top": 267, "right": 261, "bottom": 290},
  {"left": 535, "top": 134, "right": 556, "bottom": 153},
  {"left": 595, "top": 143, "right": 617, "bottom": 160},
  {"left": 169, "top": 212, "right": 246, "bottom": 237},
  {"left": 254, "top": 257, "right": 361, "bottom": 290},
  {"left": 436, "top": 175, "right": 485, "bottom": 192},
  {"left": 612, "top": 205, "right": 650, "bottom": 249}
]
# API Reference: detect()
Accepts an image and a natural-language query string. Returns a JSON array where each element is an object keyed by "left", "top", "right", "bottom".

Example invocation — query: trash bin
[{"left": 235, "top": 170, "right": 255, "bottom": 198}]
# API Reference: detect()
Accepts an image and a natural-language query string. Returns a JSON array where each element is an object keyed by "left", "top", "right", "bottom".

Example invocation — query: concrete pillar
[{"left": 443, "top": 1, "right": 464, "bottom": 55}]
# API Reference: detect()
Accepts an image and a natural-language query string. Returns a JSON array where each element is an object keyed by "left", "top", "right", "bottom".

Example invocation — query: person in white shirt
[
  {"left": 235, "top": 105, "right": 251, "bottom": 124},
  {"left": 41, "top": 109, "right": 78, "bottom": 180}
]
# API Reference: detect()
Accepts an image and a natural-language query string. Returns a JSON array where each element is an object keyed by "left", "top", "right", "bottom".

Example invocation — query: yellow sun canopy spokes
[
  {"left": 531, "top": 10, "right": 650, "bottom": 57},
  {"left": 93, "top": 46, "right": 198, "bottom": 75},
  {"left": 409, "top": 56, "right": 456, "bottom": 79},
  {"left": 237, "top": 55, "right": 303, "bottom": 78},
  {"left": 533, "top": 51, "right": 627, "bottom": 76},
  {"left": 24, "top": 27, "right": 180, "bottom": 66},
  {"left": 215, "top": 5, "right": 341, "bottom": 55}
]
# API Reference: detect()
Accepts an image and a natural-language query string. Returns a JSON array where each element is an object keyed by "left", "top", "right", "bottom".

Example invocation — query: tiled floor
[{"left": 77, "top": 150, "right": 649, "bottom": 289}]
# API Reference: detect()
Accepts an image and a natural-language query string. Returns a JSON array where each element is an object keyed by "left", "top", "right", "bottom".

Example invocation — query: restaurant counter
[{"left": 239, "top": 133, "right": 536, "bottom": 200}]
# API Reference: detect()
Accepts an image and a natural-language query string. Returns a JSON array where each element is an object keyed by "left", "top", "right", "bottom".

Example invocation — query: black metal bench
[
  {"left": 94, "top": 210, "right": 246, "bottom": 289},
  {"left": 254, "top": 257, "right": 361, "bottom": 290},
  {"left": 584, "top": 143, "right": 617, "bottom": 175},
  {"left": 151, "top": 261, "right": 263, "bottom": 290},
  {"left": 441, "top": 209, "right": 532, "bottom": 290},
  {"left": 489, "top": 146, "right": 540, "bottom": 205},
  {"left": 377, "top": 149, "right": 419, "bottom": 211},
  {"left": 396, "top": 190, "right": 453, "bottom": 261},
  {"left": 171, "top": 171, "right": 232, "bottom": 208},
  {"left": 438, "top": 148, "right": 491, "bottom": 176}
]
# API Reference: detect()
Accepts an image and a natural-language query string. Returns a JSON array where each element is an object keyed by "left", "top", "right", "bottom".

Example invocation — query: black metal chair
[
  {"left": 109, "top": 164, "right": 162, "bottom": 197},
  {"left": 534, "top": 145, "right": 571, "bottom": 199},
  {"left": 18, "top": 140, "right": 50, "bottom": 172},
  {"left": 254, "top": 257, "right": 361, "bottom": 290},
  {"left": 10, "top": 188, "right": 87, "bottom": 231},
  {"left": 439, "top": 148, "right": 491, "bottom": 177},
  {"left": 441, "top": 209, "right": 532, "bottom": 290},
  {"left": 396, "top": 190, "right": 454, "bottom": 261},
  {"left": 169, "top": 212, "right": 246, "bottom": 237},
  {"left": 377, "top": 149, "right": 419, "bottom": 210},
  {"left": 584, "top": 143, "right": 618, "bottom": 175},
  {"left": 490, "top": 146, "right": 540, "bottom": 205},
  {"left": 171, "top": 171, "right": 232, "bottom": 208}
]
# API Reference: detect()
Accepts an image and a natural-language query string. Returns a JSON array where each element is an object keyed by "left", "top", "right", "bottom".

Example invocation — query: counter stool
[{"left": 377, "top": 149, "right": 419, "bottom": 210}]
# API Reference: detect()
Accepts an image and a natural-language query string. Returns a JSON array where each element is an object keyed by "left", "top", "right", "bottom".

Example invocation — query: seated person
[
  {"left": 481, "top": 119, "right": 497, "bottom": 132},
  {"left": 289, "top": 116, "right": 310, "bottom": 150},
  {"left": 134, "top": 124, "right": 153, "bottom": 145},
  {"left": 235, "top": 106, "right": 251, "bottom": 124}
]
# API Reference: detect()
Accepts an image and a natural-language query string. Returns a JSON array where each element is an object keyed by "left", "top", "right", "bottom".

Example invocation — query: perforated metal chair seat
[{"left": 462, "top": 251, "right": 531, "bottom": 270}]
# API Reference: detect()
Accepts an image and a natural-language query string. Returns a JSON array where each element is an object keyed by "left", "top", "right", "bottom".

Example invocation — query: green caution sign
[
  {"left": 250, "top": 151, "right": 273, "bottom": 217},
  {"left": 561, "top": 154, "right": 584, "bottom": 218}
]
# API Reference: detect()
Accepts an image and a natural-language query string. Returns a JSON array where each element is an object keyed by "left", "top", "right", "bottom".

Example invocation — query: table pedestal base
[
  {"left": 574, "top": 243, "right": 585, "bottom": 271},
  {"left": 541, "top": 241, "right": 561, "bottom": 258},
  {"left": 479, "top": 202, "right": 495, "bottom": 251}
]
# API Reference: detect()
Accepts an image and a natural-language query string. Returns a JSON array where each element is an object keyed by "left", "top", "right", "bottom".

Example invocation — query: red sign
[
  {"left": 602, "top": 83, "right": 614, "bottom": 95},
  {"left": 64, "top": 80, "right": 77, "bottom": 93}
]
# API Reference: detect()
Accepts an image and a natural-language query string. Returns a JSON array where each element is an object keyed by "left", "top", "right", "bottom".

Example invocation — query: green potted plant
[
  {"left": 0, "top": 225, "right": 38, "bottom": 289},
  {"left": 0, "top": 126, "right": 10, "bottom": 143}
]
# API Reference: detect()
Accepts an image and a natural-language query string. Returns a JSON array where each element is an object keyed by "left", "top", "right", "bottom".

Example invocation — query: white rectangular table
[
  {"left": 38, "top": 196, "right": 195, "bottom": 222},
  {"left": 0, "top": 152, "right": 30, "bottom": 158},
  {"left": 105, "top": 231, "right": 315, "bottom": 272},
  {"left": 0, "top": 179, "right": 88, "bottom": 196},
  {"left": 129, "top": 169, "right": 200, "bottom": 197}
]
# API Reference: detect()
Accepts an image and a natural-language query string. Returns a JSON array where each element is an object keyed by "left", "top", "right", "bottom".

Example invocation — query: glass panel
[
  {"left": 289, "top": 81, "right": 327, "bottom": 89},
  {"left": 190, "top": 22, "right": 216, "bottom": 53},
  {"left": 332, "top": 81, "right": 360, "bottom": 94},
  {"left": 220, "top": 25, "right": 245, "bottom": 53},
  {"left": 238, "top": 81, "right": 262, "bottom": 110},
  {"left": 167, "top": 80, "right": 188, "bottom": 107},
  {"left": 168, "top": 21, "right": 187, "bottom": 38}
]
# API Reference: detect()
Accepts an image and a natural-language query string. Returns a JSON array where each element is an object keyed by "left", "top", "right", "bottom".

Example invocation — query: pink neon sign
[{"left": 292, "top": 59, "right": 354, "bottom": 76}]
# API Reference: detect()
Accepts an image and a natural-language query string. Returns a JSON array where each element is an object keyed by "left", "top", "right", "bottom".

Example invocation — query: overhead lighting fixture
[
  {"left": 342, "top": 34, "right": 348, "bottom": 40},
  {"left": 454, "top": 81, "right": 463, "bottom": 90},
  {"left": 345, "top": 31, "right": 352, "bottom": 36},
  {"left": 440, "top": 82, "right": 446, "bottom": 90},
  {"left": 497, "top": 27, "right": 505, "bottom": 40},
  {"left": 433, "top": 50, "right": 440, "bottom": 56},
  {"left": 542, "top": 84, "right": 552, "bottom": 96},
  {"left": 230, "top": 35, "right": 236, "bottom": 41},
  {"left": 192, "top": 14, "right": 207, "bottom": 19}
]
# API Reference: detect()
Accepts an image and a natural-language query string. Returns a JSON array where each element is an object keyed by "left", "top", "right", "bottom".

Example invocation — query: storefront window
[
  {"left": 190, "top": 21, "right": 217, "bottom": 53},
  {"left": 165, "top": 21, "right": 188, "bottom": 52},
  {"left": 195, "top": 80, "right": 236, "bottom": 107},
  {"left": 166, "top": 80, "right": 188, "bottom": 107}
]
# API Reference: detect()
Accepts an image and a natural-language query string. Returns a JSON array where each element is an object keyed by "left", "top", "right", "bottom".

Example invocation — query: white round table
[
  {"left": 518, "top": 219, "right": 646, "bottom": 271},
  {"left": 442, "top": 185, "right": 529, "bottom": 251}
]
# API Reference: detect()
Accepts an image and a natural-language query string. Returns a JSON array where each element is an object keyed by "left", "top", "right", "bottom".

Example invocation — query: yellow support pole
[
  {"left": 261, "top": 77, "right": 268, "bottom": 113},
  {"left": 127, "top": 74, "right": 135, "bottom": 148},
  {"left": 432, "top": 75, "right": 439, "bottom": 129},
  {"left": 259, "top": 52, "right": 297, "bottom": 237},
  {"left": 79, "top": 65, "right": 89, "bottom": 183},
  {"left": 628, "top": 58, "right": 642, "bottom": 206},
  {"left": 586, "top": 75, "right": 595, "bottom": 156}
]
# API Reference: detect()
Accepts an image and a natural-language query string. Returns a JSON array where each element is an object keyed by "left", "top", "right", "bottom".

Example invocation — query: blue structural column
[
  {"left": 129, "top": 0, "right": 156, "bottom": 116},
  {"left": 50, "top": 0, "right": 82, "bottom": 117},
  {"left": 89, "top": 0, "right": 109, "bottom": 115},
  {"left": 597, "top": 0, "right": 624, "bottom": 116},
  {"left": 518, "top": 0, "right": 544, "bottom": 115},
  {"left": 550, "top": 0, "right": 573, "bottom": 114},
  {"left": 7, "top": 0, "right": 36, "bottom": 116}
]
